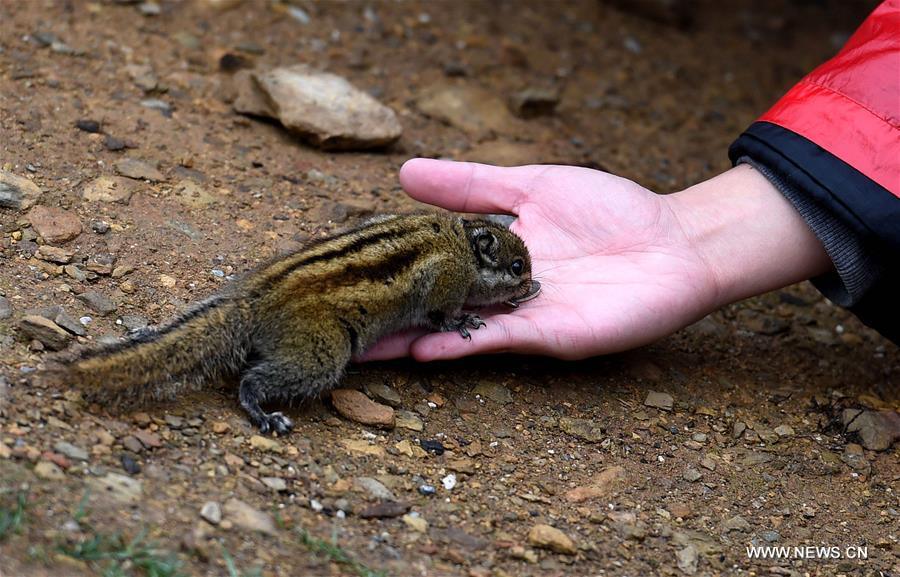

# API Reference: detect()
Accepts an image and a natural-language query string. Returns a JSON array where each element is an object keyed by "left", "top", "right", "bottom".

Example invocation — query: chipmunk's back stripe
[{"left": 261, "top": 223, "right": 418, "bottom": 286}]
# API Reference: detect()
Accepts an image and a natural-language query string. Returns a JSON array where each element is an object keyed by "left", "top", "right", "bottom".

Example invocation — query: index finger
[{"left": 399, "top": 159, "right": 542, "bottom": 215}]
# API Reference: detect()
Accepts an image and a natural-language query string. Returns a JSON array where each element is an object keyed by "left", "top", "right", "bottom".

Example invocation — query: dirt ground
[{"left": 0, "top": 1, "right": 897, "bottom": 576}]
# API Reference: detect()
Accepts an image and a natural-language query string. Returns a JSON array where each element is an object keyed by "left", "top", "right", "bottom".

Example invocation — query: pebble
[
  {"left": 233, "top": 66, "right": 402, "bottom": 150},
  {"left": 172, "top": 180, "right": 215, "bottom": 208},
  {"left": 82, "top": 176, "right": 140, "bottom": 204},
  {"left": 358, "top": 501, "right": 410, "bottom": 519},
  {"left": 843, "top": 408, "right": 900, "bottom": 451},
  {"left": 683, "top": 468, "right": 702, "bottom": 482},
  {"left": 120, "top": 454, "right": 141, "bottom": 474},
  {"left": 363, "top": 382, "right": 402, "bottom": 408},
  {"left": 762, "top": 530, "right": 780, "bottom": 542},
  {"left": 331, "top": 389, "right": 395, "bottom": 428},
  {"left": 121, "top": 315, "right": 148, "bottom": 332},
  {"left": 340, "top": 439, "right": 385, "bottom": 457},
  {"left": 418, "top": 484, "right": 437, "bottom": 496},
  {"left": 53, "top": 441, "right": 88, "bottom": 461},
  {"left": 415, "top": 83, "right": 523, "bottom": 140},
  {"left": 200, "top": 501, "right": 222, "bottom": 525},
  {"left": 261, "top": 477, "right": 287, "bottom": 492},
  {"left": 140, "top": 99, "right": 172, "bottom": 115},
  {"left": 87, "top": 472, "right": 142, "bottom": 504},
  {"left": 115, "top": 158, "right": 165, "bottom": 182},
  {"left": 676, "top": 544, "right": 699, "bottom": 575},
  {"left": 441, "top": 473, "right": 457, "bottom": 491},
  {"left": 354, "top": 477, "right": 396, "bottom": 501},
  {"left": 402, "top": 513, "right": 428, "bottom": 532},
  {"left": 223, "top": 498, "right": 276, "bottom": 535},
  {"left": 27, "top": 205, "right": 82, "bottom": 243},
  {"left": 77, "top": 291, "right": 117, "bottom": 316},
  {"left": 19, "top": 315, "right": 73, "bottom": 351},
  {"left": 0, "top": 170, "right": 43, "bottom": 209},
  {"left": 563, "top": 466, "right": 625, "bottom": 502},
  {"left": 395, "top": 410, "right": 424, "bottom": 432},
  {"left": 122, "top": 436, "right": 143, "bottom": 453},
  {"left": 0, "top": 297, "right": 11, "bottom": 320},
  {"left": 75, "top": 119, "right": 101, "bottom": 133},
  {"left": 420, "top": 439, "right": 445, "bottom": 455},
  {"left": 732, "top": 421, "right": 747, "bottom": 439},
  {"left": 34, "top": 460, "right": 65, "bottom": 480},
  {"left": 249, "top": 435, "right": 281, "bottom": 452},
  {"left": 774, "top": 424, "right": 794, "bottom": 437},
  {"left": 211, "top": 421, "right": 230, "bottom": 434},
  {"left": 527, "top": 524, "right": 577, "bottom": 555},
  {"left": 509, "top": 86, "right": 560, "bottom": 118},
  {"left": 35, "top": 245, "right": 73, "bottom": 264},
  {"left": 723, "top": 515, "right": 751, "bottom": 533},
  {"left": 132, "top": 429, "right": 162, "bottom": 449},
  {"left": 472, "top": 382, "right": 512, "bottom": 404},
  {"left": 644, "top": 390, "right": 674, "bottom": 411},
  {"left": 558, "top": 417, "right": 605, "bottom": 443}
]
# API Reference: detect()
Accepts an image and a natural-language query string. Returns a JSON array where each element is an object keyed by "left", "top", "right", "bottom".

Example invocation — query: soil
[{"left": 0, "top": 1, "right": 897, "bottom": 577}]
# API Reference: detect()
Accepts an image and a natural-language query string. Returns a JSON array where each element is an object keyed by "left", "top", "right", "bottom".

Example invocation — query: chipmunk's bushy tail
[{"left": 45, "top": 296, "right": 251, "bottom": 408}]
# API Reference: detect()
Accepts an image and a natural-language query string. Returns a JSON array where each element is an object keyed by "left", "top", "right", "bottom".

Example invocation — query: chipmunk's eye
[{"left": 510, "top": 258, "right": 525, "bottom": 276}]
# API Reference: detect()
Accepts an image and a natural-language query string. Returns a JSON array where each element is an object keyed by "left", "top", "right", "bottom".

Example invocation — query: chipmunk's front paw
[
  {"left": 257, "top": 412, "right": 293, "bottom": 435},
  {"left": 443, "top": 313, "right": 486, "bottom": 340}
]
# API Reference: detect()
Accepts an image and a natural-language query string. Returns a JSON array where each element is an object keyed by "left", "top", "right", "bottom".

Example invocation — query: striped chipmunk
[{"left": 48, "top": 213, "right": 540, "bottom": 434}]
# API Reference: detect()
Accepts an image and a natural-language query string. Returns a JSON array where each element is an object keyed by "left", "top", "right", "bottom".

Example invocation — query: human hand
[{"left": 365, "top": 159, "right": 727, "bottom": 361}]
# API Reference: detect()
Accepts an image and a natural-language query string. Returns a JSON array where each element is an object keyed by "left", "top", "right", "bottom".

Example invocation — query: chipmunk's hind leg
[{"left": 239, "top": 363, "right": 296, "bottom": 435}]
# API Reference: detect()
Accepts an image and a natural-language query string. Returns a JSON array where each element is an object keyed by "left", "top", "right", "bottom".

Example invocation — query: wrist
[{"left": 666, "top": 164, "right": 833, "bottom": 308}]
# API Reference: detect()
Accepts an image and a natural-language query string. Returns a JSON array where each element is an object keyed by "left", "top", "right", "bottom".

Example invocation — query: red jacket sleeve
[{"left": 759, "top": 0, "right": 900, "bottom": 196}]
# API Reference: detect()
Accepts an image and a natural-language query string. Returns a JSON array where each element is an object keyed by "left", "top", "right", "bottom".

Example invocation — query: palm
[{"left": 364, "top": 160, "right": 718, "bottom": 361}]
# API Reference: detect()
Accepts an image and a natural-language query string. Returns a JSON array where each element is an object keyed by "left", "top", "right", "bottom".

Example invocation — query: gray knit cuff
[{"left": 736, "top": 156, "right": 883, "bottom": 307}]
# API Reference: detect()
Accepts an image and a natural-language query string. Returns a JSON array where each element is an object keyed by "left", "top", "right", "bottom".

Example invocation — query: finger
[
  {"left": 399, "top": 158, "right": 542, "bottom": 215},
  {"left": 409, "top": 314, "right": 545, "bottom": 360},
  {"left": 355, "top": 329, "right": 429, "bottom": 362}
]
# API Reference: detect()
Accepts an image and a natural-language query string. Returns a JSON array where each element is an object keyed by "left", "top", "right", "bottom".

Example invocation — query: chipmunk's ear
[{"left": 470, "top": 227, "right": 499, "bottom": 266}]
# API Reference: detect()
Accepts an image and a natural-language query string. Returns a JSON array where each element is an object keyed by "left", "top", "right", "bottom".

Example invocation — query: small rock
[
  {"left": 417, "top": 484, "right": 436, "bottom": 496},
  {"left": 340, "top": 439, "right": 385, "bottom": 457},
  {"left": 211, "top": 421, "right": 230, "bottom": 434},
  {"left": 395, "top": 410, "right": 424, "bottom": 432},
  {"left": 363, "top": 382, "right": 402, "bottom": 407},
  {"left": 354, "top": 477, "right": 395, "bottom": 501},
  {"left": 394, "top": 439, "right": 428, "bottom": 458},
  {"left": 762, "top": 530, "right": 780, "bottom": 542},
  {"left": 120, "top": 454, "right": 141, "bottom": 475},
  {"left": 132, "top": 429, "right": 161, "bottom": 449},
  {"left": 261, "top": 477, "right": 287, "bottom": 492},
  {"left": 563, "top": 466, "right": 625, "bottom": 502},
  {"left": 82, "top": 176, "right": 140, "bottom": 204},
  {"left": 723, "top": 515, "right": 751, "bottom": 533},
  {"left": 472, "top": 382, "right": 512, "bottom": 404},
  {"left": 200, "top": 501, "right": 222, "bottom": 525},
  {"left": 88, "top": 472, "right": 142, "bottom": 504},
  {"left": 91, "top": 220, "right": 111, "bottom": 234},
  {"left": 249, "top": 435, "right": 281, "bottom": 452},
  {"left": 559, "top": 417, "right": 605, "bottom": 442},
  {"left": 644, "top": 391, "right": 674, "bottom": 411},
  {"left": 0, "top": 297, "right": 12, "bottom": 320},
  {"left": 402, "top": 513, "right": 428, "bottom": 532},
  {"left": 234, "top": 65, "right": 402, "bottom": 150},
  {"left": 121, "top": 315, "right": 148, "bottom": 332},
  {"left": 223, "top": 498, "right": 276, "bottom": 535},
  {"left": 35, "top": 245, "right": 74, "bottom": 264},
  {"left": 843, "top": 408, "right": 900, "bottom": 451},
  {"left": 103, "top": 135, "right": 129, "bottom": 151},
  {"left": 331, "top": 389, "right": 395, "bottom": 428},
  {"left": 415, "top": 83, "right": 524, "bottom": 140},
  {"left": 419, "top": 439, "right": 445, "bottom": 455},
  {"left": 527, "top": 524, "right": 577, "bottom": 555},
  {"left": 732, "top": 421, "right": 747, "bottom": 439},
  {"left": 509, "top": 86, "right": 559, "bottom": 118},
  {"left": 683, "top": 468, "right": 702, "bottom": 482},
  {"left": 77, "top": 291, "right": 117, "bottom": 315},
  {"left": 19, "top": 315, "right": 73, "bottom": 351},
  {"left": 441, "top": 473, "right": 457, "bottom": 491},
  {"left": 115, "top": 158, "right": 165, "bottom": 182},
  {"left": 75, "top": 119, "right": 101, "bottom": 133},
  {"left": 140, "top": 99, "right": 172, "bottom": 115},
  {"left": 34, "top": 460, "right": 65, "bottom": 480},
  {"left": 171, "top": 180, "right": 215, "bottom": 208},
  {"left": 676, "top": 544, "right": 699, "bottom": 575},
  {"left": 700, "top": 456, "right": 717, "bottom": 471},
  {"left": 53, "top": 441, "right": 88, "bottom": 461},
  {"left": 774, "top": 424, "right": 795, "bottom": 437},
  {"left": 358, "top": 501, "right": 410, "bottom": 519},
  {"left": 0, "top": 170, "right": 43, "bottom": 209},
  {"left": 27, "top": 205, "right": 82, "bottom": 243},
  {"left": 122, "top": 436, "right": 143, "bottom": 453},
  {"left": 124, "top": 63, "right": 158, "bottom": 92}
]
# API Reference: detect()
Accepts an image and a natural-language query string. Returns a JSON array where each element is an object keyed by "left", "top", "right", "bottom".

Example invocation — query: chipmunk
[{"left": 49, "top": 213, "right": 539, "bottom": 434}]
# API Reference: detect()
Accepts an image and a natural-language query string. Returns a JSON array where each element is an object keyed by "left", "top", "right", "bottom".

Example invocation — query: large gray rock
[
  {"left": 19, "top": 315, "right": 73, "bottom": 351},
  {"left": 234, "top": 65, "right": 402, "bottom": 150},
  {"left": 0, "top": 170, "right": 42, "bottom": 210}
]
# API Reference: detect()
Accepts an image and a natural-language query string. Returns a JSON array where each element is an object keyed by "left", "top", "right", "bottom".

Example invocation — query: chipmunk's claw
[{"left": 444, "top": 313, "right": 486, "bottom": 340}]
